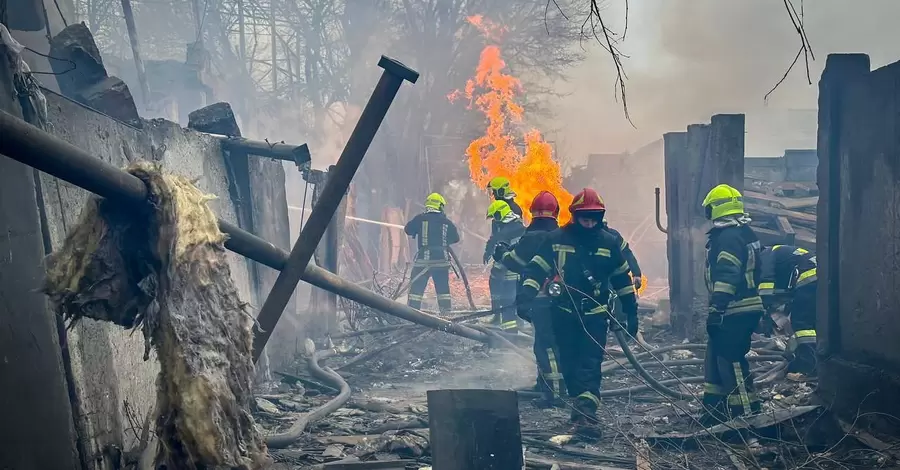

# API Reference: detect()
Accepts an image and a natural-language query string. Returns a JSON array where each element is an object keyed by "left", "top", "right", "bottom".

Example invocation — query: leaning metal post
[
  {"left": 250, "top": 56, "right": 419, "bottom": 362},
  {"left": 0, "top": 109, "right": 490, "bottom": 347}
]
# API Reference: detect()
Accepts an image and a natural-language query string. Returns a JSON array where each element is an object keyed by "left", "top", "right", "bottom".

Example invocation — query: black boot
[
  {"left": 571, "top": 397, "right": 602, "bottom": 439},
  {"left": 698, "top": 394, "right": 729, "bottom": 428},
  {"left": 788, "top": 343, "right": 818, "bottom": 378}
]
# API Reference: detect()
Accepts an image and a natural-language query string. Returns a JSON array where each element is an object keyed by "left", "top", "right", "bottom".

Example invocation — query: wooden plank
[
  {"left": 635, "top": 440, "right": 652, "bottom": 470},
  {"left": 776, "top": 216, "right": 796, "bottom": 245},
  {"left": 745, "top": 203, "right": 817, "bottom": 224},
  {"left": 744, "top": 190, "right": 818, "bottom": 210}
]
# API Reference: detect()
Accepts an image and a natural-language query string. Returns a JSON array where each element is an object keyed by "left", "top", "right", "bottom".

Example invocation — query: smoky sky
[{"left": 549, "top": 0, "right": 900, "bottom": 160}]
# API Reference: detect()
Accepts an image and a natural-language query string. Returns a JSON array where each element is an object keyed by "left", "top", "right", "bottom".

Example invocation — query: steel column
[{"left": 251, "top": 57, "right": 419, "bottom": 361}]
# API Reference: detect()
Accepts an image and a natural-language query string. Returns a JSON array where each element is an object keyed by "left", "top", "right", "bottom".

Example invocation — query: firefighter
[
  {"left": 759, "top": 245, "right": 818, "bottom": 376},
  {"left": 404, "top": 193, "right": 460, "bottom": 312},
  {"left": 493, "top": 191, "right": 566, "bottom": 407},
  {"left": 485, "top": 199, "right": 526, "bottom": 332},
  {"left": 487, "top": 176, "right": 523, "bottom": 216},
  {"left": 700, "top": 184, "right": 765, "bottom": 425},
  {"left": 517, "top": 188, "right": 639, "bottom": 436}
]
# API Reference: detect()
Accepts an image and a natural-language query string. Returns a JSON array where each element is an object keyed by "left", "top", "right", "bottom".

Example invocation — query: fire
[{"left": 448, "top": 15, "right": 574, "bottom": 224}]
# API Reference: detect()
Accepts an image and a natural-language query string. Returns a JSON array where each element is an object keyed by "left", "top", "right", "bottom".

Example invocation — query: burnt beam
[
  {"left": 250, "top": 56, "right": 419, "bottom": 362},
  {"left": 0, "top": 108, "right": 490, "bottom": 347}
]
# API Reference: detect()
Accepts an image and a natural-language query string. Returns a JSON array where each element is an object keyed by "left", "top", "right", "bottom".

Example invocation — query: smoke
[{"left": 550, "top": 0, "right": 900, "bottom": 159}]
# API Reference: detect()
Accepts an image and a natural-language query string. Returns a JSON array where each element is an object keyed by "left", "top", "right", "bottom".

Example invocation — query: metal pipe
[
  {"left": 654, "top": 187, "right": 668, "bottom": 234},
  {"left": 214, "top": 136, "right": 310, "bottom": 168},
  {"left": 251, "top": 56, "right": 419, "bottom": 362},
  {"left": 0, "top": 109, "right": 490, "bottom": 347}
]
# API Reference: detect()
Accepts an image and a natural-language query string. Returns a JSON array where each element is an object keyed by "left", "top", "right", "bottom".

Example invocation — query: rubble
[
  {"left": 249, "top": 319, "right": 899, "bottom": 470},
  {"left": 48, "top": 23, "right": 144, "bottom": 128}
]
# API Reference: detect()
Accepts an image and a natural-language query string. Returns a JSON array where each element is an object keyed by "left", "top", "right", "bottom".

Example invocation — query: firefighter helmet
[
  {"left": 424, "top": 193, "right": 446, "bottom": 211},
  {"left": 530, "top": 191, "right": 560, "bottom": 219},
  {"left": 568, "top": 188, "right": 606, "bottom": 215},
  {"left": 487, "top": 176, "right": 511, "bottom": 198},
  {"left": 701, "top": 184, "right": 744, "bottom": 220},
  {"left": 486, "top": 200, "right": 513, "bottom": 221}
]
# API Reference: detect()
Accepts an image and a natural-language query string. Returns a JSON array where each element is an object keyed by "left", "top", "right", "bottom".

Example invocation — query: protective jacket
[
  {"left": 705, "top": 220, "right": 764, "bottom": 315},
  {"left": 758, "top": 245, "right": 817, "bottom": 299},
  {"left": 485, "top": 218, "right": 526, "bottom": 280},
  {"left": 405, "top": 211, "right": 460, "bottom": 267},
  {"left": 603, "top": 223, "right": 642, "bottom": 279},
  {"left": 520, "top": 224, "right": 638, "bottom": 316},
  {"left": 498, "top": 217, "right": 558, "bottom": 273}
]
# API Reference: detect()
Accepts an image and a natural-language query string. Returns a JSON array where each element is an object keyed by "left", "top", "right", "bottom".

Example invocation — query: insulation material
[{"left": 43, "top": 162, "right": 269, "bottom": 469}]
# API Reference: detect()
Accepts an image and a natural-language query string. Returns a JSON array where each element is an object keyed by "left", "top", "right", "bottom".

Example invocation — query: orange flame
[{"left": 449, "top": 15, "right": 574, "bottom": 224}]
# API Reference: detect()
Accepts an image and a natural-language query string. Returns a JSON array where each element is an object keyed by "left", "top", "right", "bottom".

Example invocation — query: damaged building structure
[{"left": 3, "top": 1, "right": 900, "bottom": 469}]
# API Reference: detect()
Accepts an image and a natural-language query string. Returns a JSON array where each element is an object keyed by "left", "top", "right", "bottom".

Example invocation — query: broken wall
[
  {"left": 663, "top": 114, "right": 745, "bottom": 340},
  {"left": 817, "top": 54, "right": 900, "bottom": 435},
  {"left": 36, "top": 90, "right": 258, "bottom": 468}
]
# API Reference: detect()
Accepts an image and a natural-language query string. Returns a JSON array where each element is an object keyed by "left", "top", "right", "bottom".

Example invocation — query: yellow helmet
[
  {"left": 486, "top": 200, "right": 512, "bottom": 221},
  {"left": 425, "top": 192, "right": 446, "bottom": 211},
  {"left": 487, "top": 176, "right": 511, "bottom": 197},
  {"left": 701, "top": 184, "right": 744, "bottom": 220}
]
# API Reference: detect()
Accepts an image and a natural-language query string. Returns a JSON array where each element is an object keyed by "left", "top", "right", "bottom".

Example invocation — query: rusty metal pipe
[
  {"left": 654, "top": 187, "right": 668, "bottom": 234},
  {"left": 0, "top": 109, "right": 490, "bottom": 347},
  {"left": 251, "top": 56, "right": 419, "bottom": 362}
]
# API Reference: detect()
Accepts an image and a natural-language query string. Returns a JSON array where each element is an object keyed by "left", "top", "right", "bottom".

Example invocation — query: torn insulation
[{"left": 43, "top": 162, "right": 269, "bottom": 469}]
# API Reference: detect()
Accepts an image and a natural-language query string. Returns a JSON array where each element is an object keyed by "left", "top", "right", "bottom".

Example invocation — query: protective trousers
[
  {"left": 407, "top": 265, "right": 451, "bottom": 312},
  {"left": 530, "top": 305, "right": 565, "bottom": 404},
  {"left": 787, "top": 283, "right": 817, "bottom": 375},
  {"left": 489, "top": 274, "right": 519, "bottom": 332},
  {"left": 552, "top": 307, "right": 608, "bottom": 423},
  {"left": 702, "top": 311, "right": 763, "bottom": 424}
]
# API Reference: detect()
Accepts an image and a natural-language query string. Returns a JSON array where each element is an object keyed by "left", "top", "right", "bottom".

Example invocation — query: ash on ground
[{"left": 254, "top": 316, "right": 894, "bottom": 470}]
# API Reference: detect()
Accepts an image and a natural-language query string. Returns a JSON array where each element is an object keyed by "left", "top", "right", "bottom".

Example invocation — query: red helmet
[
  {"left": 569, "top": 188, "right": 606, "bottom": 214},
  {"left": 530, "top": 191, "right": 560, "bottom": 219}
]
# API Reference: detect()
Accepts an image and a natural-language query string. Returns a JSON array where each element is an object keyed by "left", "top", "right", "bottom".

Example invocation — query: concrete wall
[
  {"left": 817, "top": 54, "right": 900, "bottom": 435},
  {"left": 663, "top": 114, "right": 745, "bottom": 340},
  {"left": 37, "top": 91, "right": 260, "bottom": 468},
  {"left": 0, "top": 42, "right": 82, "bottom": 470}
]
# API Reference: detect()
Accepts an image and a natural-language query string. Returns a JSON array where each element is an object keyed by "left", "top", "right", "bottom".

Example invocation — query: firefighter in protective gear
[
  {"left": 404, "top": 193, "right": 460, "bottom": 312},
  {"left": 487, "top": 176, "right": 523, "bottom": 217},
  {"left": 759, "top": 245, "right": 818, "bottom": 376},
  {"left": 485, "top": 200, "right": 526, "bottom": 332},
  {"left": 700, "top": 184, "right": 765, "bottom": 425},
  {"left": 518, "top": 188, "right": 639, "bottom": 436},
  {"left": 493, "top": 191, "right": 566, "bottom": 407}
]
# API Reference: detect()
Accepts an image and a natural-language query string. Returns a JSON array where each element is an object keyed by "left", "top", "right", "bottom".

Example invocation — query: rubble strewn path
[{"left": 255, "top": 320, "right": 893, "bottom": 470}]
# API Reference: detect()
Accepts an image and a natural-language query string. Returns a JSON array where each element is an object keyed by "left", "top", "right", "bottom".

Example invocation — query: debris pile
[
  {"left": 43, "top": 162, "right": 268, "bottom": 469},
  {"left": 744, "top": 179, "right": 818, "bottom": 249}
]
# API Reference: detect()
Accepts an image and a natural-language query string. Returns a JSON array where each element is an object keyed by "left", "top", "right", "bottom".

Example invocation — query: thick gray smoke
[{"left": 551, "top": 0, "right": 900, "bottom": 159}]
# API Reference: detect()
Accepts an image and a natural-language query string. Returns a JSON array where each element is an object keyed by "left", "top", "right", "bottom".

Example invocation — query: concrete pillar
[
  {"left": 815, "top": 54, "right": 871, "bottom": 356},
  {"left": 663, "top": 115, "right": 745, "bottom": 340},
  {"left": 663, "top": 132, "right": 688, "bottom": 337}
]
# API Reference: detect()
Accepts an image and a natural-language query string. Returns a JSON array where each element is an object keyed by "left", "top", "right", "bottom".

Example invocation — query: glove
[
  {"left": 483, "top": 251, "right": 492, "bottom": 264},
  {"left": 633, "top": 275, "right": 643, "bottom": 290},
  {"left": 516, "top": 288, "right": 537, "bottom": 309},
  {"left": 517, "top": 307, "right": 533, "bottom": 324},
  {"left": 493, "top": 242, "right": 510, "bottom": 262},
  {"left": 707, "top": 307, "right": 725, "bottom": 329}
]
